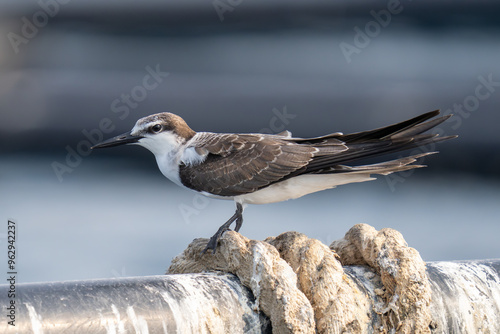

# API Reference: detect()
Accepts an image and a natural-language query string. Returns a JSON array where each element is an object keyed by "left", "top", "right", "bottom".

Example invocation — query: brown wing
[
  {"left": 178, "top": 133, "right": 318, "bottom": 197},
  {"left": 179, "top": 111, "right": 456, "bottom": 197}
]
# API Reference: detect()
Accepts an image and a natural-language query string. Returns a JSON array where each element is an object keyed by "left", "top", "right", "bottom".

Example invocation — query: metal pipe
[
  {"left": 344, "top": 259, "right": 500, "bottom": 333},
  {"left": 0, "top": 273, "right": 271, "bottom": 334},
  {"left": 1, "top": 260, "right": 499, "bottom": 333}
]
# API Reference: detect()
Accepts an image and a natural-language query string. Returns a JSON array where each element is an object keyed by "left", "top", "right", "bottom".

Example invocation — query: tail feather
[
  {"left": 311, "top": 152, "right": 434, "bottom": 175},
  {"left": 391, "top": 114, "right": 452, "bottom": 139},
  {"left": 338, "top": 110, "right": 440, "bottom": 143},
  {"left": 287, "top": 110, "right": 456, "bottom": 178}
]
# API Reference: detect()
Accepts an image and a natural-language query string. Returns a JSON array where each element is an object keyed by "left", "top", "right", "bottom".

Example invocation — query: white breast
[
  {"left": 153, "top": 135, "right": 208, "bottom": 190},
  {"left": 155, "top": 153, "right": 185, "bottom": 188}
]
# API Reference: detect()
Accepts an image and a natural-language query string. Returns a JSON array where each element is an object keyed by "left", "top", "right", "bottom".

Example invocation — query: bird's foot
[
  {"left": 201, "top": 203, "right": 244, "bottom": 255},
  {"left": 202, "top": 226, "right": 228, "bottom": 255}
]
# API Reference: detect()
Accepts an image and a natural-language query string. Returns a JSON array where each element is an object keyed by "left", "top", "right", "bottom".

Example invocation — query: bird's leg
[
  {"left": 202, "top": 203, "right": 244, "bottom": 254},
  {"left": 233, "top": 203, "right": 244, "bottom": 232}
]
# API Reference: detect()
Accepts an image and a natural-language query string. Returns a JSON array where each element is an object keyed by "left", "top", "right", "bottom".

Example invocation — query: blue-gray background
[{"left": 1, "top": 0, "right": 499, "bottom": 283}]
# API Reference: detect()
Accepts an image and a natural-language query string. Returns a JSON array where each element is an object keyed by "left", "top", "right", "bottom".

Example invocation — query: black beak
[{"left": 91, "top": 131, "right": 143, "bottom": 149}]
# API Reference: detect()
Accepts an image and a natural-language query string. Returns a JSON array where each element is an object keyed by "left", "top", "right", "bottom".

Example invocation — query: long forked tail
[
  {"left": 335, "top": 110, "right": 456, "bottom": 162},
  {"left": 298, "top": 110, "right": 457, "bottom": 176},
  {"left": 240, "top": 111, "right": 455, "bottom": 204}
]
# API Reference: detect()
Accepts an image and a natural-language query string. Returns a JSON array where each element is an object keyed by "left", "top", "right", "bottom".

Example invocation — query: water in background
[
  {"left": 1, "top": 1, "right": 500, "bottom": 283},
  {"left": 2, "top": 155, "right": 499, "bottom": 283}
]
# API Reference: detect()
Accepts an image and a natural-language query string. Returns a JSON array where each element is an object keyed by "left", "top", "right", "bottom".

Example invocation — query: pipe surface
[
  {"left": 344, "top": 259, "right": 500, "bottom": 333},
  {"left": 427, "top": 259, "right": 500, "bottom": 333},
  {"left": 0, "top": 272, "right": 271, "bottom": 334},
  {"left": 1, "top": 260, "right": 499, "bottom": 333}
]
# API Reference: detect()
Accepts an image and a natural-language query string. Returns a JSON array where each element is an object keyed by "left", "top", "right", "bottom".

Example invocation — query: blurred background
[{"left": 1, "top": 0, "right": 499, "bottom": 283}]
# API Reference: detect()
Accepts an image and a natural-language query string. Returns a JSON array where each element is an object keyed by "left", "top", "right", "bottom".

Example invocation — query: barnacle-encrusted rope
[{"left": 168, "top": 224, "right": 432, "bottom": 334}]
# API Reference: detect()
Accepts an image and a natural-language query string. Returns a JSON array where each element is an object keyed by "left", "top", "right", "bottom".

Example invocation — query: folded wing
[
  {"left": 179, "top": 110, "right": 456, "bottom": 197},
  {"left": 179, "top": 133, "right": 320, "bottom": 196}
]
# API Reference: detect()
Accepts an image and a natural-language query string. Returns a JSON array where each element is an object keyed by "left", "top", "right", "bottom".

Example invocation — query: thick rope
[{"left": 168, "top": 223, "right": 432, "bottom": 333}]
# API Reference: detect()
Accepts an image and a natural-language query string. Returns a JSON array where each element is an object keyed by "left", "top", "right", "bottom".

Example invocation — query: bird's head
[{"left": 91, "top": 112, "right": 196, "bottom": 156}]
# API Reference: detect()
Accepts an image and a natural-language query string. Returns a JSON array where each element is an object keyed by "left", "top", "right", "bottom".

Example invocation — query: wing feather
[
  {"left": 178, "top": 110, "right": 456, "bottom": 197},
  {"left": 179, "top": 133, "right": 316, "bottom": 196}
]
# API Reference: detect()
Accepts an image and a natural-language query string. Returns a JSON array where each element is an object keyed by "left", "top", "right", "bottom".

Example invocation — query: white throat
[
  {"left": 136, "top": 132, "right": 206, "bottom": 188},
  {"left": 136, "top": 132, "right": 184, "bottom": 187}
]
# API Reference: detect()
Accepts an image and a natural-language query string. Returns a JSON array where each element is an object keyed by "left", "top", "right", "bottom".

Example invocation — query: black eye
[{"left": 151, "top": 124, "right": 162, "bottom": 133}]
